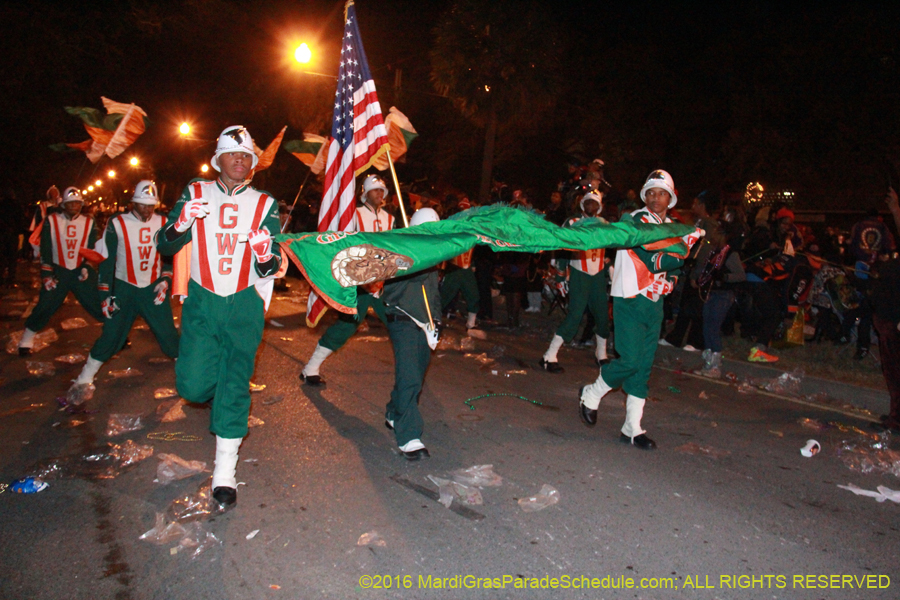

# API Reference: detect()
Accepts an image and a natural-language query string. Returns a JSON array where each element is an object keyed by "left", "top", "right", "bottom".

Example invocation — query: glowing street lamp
[
  {"left": 88, "top": 186, "right": 94, "bottom": 192},
  {"left": 107, "top": 170, "right": 116, "bottom": 178},
  {"left": 95, "top": 179, "right": 102, "bottom": 186},
  {"left": 179, "top": 122, "right": 191, "bottom": 135},
  {"left": 201, "top": 164, "right": 209, "bottom": 173},
  {"left": 295, "top": 43, "right": 312, "bottom": 64},
  {"left": 129, "top": 157, "right": 139, "bottom": 167}
]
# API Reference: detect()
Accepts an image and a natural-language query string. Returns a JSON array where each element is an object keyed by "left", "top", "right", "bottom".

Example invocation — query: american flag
[{"left": 308, "top": 0, "right": 390, "bottom": 326}]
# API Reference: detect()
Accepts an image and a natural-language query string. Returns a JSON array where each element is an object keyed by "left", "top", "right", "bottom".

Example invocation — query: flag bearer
[
  {"left": 300, "top": 174, "right": 393, "bottom": 386},
  {"left": 71, "top": 181, "right": 179, "bottom": 387},
  {"left": 578, "top": 171, "right": 702, "bottom": 450},
  {"left": 156, "top": 126, "right": 282, "bottom": 508},
  {"left": 18, "top": 187, "right": 103, "bottom": 355}
]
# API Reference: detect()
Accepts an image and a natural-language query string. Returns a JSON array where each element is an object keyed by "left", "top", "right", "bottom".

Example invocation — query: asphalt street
[{"left": 0, "top": 270, "right": 898, "bottom": 600}]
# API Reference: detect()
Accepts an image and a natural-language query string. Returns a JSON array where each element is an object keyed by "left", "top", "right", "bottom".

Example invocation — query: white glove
[
  {"left": 248, "top": 228, "right": 274, "bottom": 263},
  {"left": 682, "top": 228, "right": 705, "bottom": 249},
  {"left": 153, "top": 280, "right": 169, "bottom": 305},
  {"left": 174, "top": 200, "right": 209, "bottom": 233},
  {"left": 101, "top": 296, "right": 119, "bottom": 319},
  {"left": 42, "top": 276, "right": 58, "bottom": 291},
  {"left": 647, "top": 279, "right": 674, "bottom": 296},
  {"left": 78, "top": 267, "right": 89, "bottom": 282}
]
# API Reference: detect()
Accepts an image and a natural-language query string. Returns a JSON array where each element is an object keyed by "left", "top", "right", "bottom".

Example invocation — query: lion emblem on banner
[{"left": 331, "top": 244, "right": 414, "bottom": 287}]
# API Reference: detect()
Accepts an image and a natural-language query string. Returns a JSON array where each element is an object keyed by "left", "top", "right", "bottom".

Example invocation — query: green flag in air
[{"left": 275, "top": 205, "right": 696, "bottom": 317}]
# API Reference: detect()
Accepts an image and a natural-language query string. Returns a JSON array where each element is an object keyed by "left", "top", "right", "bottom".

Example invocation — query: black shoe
[
  {"left": 402, "top": 447, "right": 430, "bottom": 461},
  {"left": 595, "top": 357, "right": 611, "bottom": 367},
  {"left": 385, "top": 419, "right": 394, "bottom": 431},
  {"left": 212, "top": 486, "right": 237, "bottom": 507},
  {"left": 578, "top": 387, "right": 597, "bottom": 426},
  {"left": 539, "top": 358, "right": 565, "bottom": 373},
  {"left": 620, "top": 433, "right": 657, "bottom": 450},
  {"left": 854, "top": 347, "right": 869, "bottom": 360},
  {"left": 299, "top": 373, "right": 325, "bottom": 386},
  {"left": 18, "top": 347, "right": 31, "bottom": 357}
]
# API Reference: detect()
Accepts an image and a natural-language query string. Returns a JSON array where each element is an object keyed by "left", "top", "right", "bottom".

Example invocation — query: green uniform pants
[
  {"left": 26, "top": 267, "right": 103, "bottom": 331},
  {"left": 385, "top": 318, "right": 431, "bottom": 447},
  {"left": 599, "top": 295, "right": 663, "bottom": 399},
  {"left": 176, "top": 280, "right": 264, "bottom": 439},
  {"left": 555, "top": 269, "right": 609, "bottom": 341},
  {"left": 440, "top": 268, "right": 480, "bottom": 314},
  {"left": 319, "top": 291, "right": 387, "bottom": 351},
  {"left": 89, "top": 280, "right": 179, "bottom": 362}
]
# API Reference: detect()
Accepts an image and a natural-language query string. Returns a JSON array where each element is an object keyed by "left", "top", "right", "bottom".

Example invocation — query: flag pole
[
  {"left": 282, "top": 169, "right": 312, "bottom": 233},
  {"left": 386, "top": 151, "right": 409, "bottom": 227}
]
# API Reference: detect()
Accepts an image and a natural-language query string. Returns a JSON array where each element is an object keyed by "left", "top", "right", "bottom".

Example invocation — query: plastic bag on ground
[
  {"left": 55, "top": 353, "right": 86, "bottom": 364},
  {"left": 837, "top": 483, "right": 900, "bottom": 503},
  {"left": 108, "top": 368, "right": 143, "bottom": 379},
  {"left": 156, "top": 399, "right": 187, "bottom": 423},
  {"left": 155, "top": 453, "right": 207, "bottom": 484},
  {"left": 106, "top": 414, "right": 144, "bottom": 437},
  {"left": 6, "top": 328, "right": 58, "bottom": 354},
  {"left": 450, "top": 464, "right": 503, "bottom": 488},
  {"left": 27, "top": 440, "right": 153, "bottom": 481},
  {"left": 518, "top": 484, "right": 560, "bottom": 512},
  {"left": 154, "top": 388, "right": 178, "bottom": 399},
  {"left": 357, "top": 531, "right": 387, "bottom": 547},
  {"left": 248, "top": 415, "right": 264, "bottom": 428},
  {"left": 458, "top": 337, "right": 476, "bottom": 351},
  {"left": 66, "top": 383, "right": 95, "bottom": 406},
  {"left": 427, "top": 475, "right": 483, "bottom": 508},
  {"left": 26, "top": 361, "right": 55, "bottom": 377},
  {"left": 763, "top": 369, "right": 803, "bottom": 396},
  {"left": 178, "top": 522, "right": 222, "bottom": 559},
  {"left": 60, "top": 317, "right": 89, "bottom": 330},
  {"left": 436, "top": 335, "right": 459, "bottom": 351},
  {"left": 139, "top": 513, "right": 187, "bottom": 544},
  {"left": 487, "top": 345, "right": 506, "bottom": 359},
  {"left": 167, "top": 477, "right": 228, "bottom": 524}
]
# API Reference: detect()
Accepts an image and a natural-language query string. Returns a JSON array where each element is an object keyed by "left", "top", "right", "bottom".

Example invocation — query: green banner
[{"left": 275, "top": 205, "right": 695, "bottom": 315}]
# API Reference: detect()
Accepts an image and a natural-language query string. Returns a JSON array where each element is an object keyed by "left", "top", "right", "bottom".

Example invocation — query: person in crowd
[
  {"left": 155, "top": 125, "right": 283, "bottom": 508},
  {"left": 71, "top": 181, "right": 178, "bottom": 389},
  {"left": 18, "top": 187, "right": 104, "bottom": 355},
  {"left": 540, "top": 191, "right": 611, "bottom": 372}
]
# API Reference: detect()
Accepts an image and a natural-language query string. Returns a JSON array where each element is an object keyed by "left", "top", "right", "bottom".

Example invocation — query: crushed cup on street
[
  {"left": 154, "top": 388, "right": 178, "bottom": 399},
  {"left": 450, "top": 464, "right": 503, "bottom": 487},
  {"left": 108, "top": 367, "right": 143, "bottom": 379},
  {"left": 801, "top": 439, "right": 821, "bottom": 458},
  {"left": 357, "top": 531, "right": 386, "bottom": 547}
]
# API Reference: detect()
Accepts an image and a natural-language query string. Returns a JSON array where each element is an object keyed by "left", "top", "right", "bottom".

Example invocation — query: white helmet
[
  {"left": 62, "top": 187, "right": 83, "bottom": 204},
  {"left": 132, "top": 180, "right": 159, "bottom": 205},
  {"left": 211, "top": 126, "right": 258, "bottom": 172},
  {"left": 409, "top": 207, "right": 440, "bottom": 227},
  {"left": 580, "top": 191, "right": 603, "bottom": 212},
  {"left": 640, "top": 169, "right": 678, "bottom": 208},
  {"left": 362, "top": 174, "right": 388, "bottom": 197}
]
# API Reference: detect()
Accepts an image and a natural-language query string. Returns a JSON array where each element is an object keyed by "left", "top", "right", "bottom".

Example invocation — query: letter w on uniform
[{"left": 216, "top": 233, "right": 238, "bottom": 255}]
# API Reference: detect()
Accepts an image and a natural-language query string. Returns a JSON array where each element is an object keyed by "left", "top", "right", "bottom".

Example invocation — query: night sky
[{"left": 4, "top": 1, "right": 900, "bottom": 214}]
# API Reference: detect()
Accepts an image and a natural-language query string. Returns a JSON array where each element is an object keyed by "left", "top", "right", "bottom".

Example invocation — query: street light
[
  {"left": 95, "top": 180, "right": 102, "bottom": 186},
  {"left": 107, "top": 170, "right": 116, "bottom": 178},
  {"left": 295, "top": 43, "right": 312, "bottom": 64},
  {"left": 179, "top": 123, "right": 191, "bottom": 135},
  {"left": 129, "top": 157, "right": 139, "bottom": 167},
  {"left": 88, "top": 186, "right": 94, "bottom": 192},
  {"left": 201, "top": 164, "right": 209, "bottom": 173}
]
